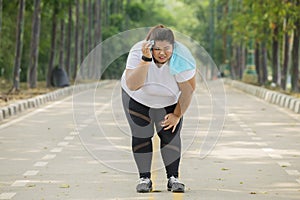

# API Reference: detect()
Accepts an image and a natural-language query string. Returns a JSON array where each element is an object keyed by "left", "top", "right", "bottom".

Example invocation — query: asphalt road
[{"left": 0, "top": 80, "right": 300, "bottom": 200}]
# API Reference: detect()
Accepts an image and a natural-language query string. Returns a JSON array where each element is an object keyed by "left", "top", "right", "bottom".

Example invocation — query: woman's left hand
[{"left": 161, "top": 113, "right": 180, "bottom": 133}]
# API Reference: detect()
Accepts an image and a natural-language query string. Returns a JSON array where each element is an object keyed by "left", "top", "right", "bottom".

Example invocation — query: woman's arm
[
  {"left": 174, "top": 75, "right": 196, "bottom": 117},
  {"left": 161, "top": 75, "right": 196, "bottom": 132},
  {"left": 125, "top": 41, "right": 153, "bottom": 91},
  {"left": 125, "top": 61, "right": 150, "bottom": 91}
]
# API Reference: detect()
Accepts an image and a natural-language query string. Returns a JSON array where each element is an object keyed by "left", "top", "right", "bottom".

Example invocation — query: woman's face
[{"left": 152, "top": 40, "right": 173, "bottom": 64}]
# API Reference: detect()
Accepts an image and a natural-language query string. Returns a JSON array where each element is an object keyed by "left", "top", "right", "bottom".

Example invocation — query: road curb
[
  {"left": 0, "top": 81, "right": 105, "bottom": 122},
  {"left": 224, "top": 79, "right": 300, "bottom": 114}
]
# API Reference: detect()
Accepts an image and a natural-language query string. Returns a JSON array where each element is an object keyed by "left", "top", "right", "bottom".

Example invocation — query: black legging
[{"left": 122, "top": 89, "right": 182, "bottom": 179}]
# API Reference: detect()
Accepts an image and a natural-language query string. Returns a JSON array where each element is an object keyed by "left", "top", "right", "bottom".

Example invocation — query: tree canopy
[{"left": 0, "top": 0, "right": 299, "bottom": 92}]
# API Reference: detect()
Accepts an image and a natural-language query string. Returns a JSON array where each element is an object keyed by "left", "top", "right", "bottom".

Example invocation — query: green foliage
[
  {"left": 2, "top": 0, "right": 298, "bottom": 86},
  {"left": 126, "top": 2, "right": 146, "bottom": 22},
  {"left": 0, "top": 1, "right": 18, "bottom": 80}
]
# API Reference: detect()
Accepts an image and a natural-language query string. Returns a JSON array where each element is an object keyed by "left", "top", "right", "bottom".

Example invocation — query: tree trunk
[
  {"left": 261, "top": 41, "right": 268, "bottom": 84},
  {"left": 47, "top": 1, "right": 59, "bottom": 87},
  {"left": 125, "top": 0, "right": 131, "bottom": 30},
  {"left": 104, "top": 0, "right": 110, "bottom": 26},
  {"left": 88, "top": 0, "right": 93, "bottom": 78},
  {"left": 28, "top": 0, "right": 41, "bottom": 89},
  {"left": 236, "top": 43, "right": 245, "bottom": 79},
  {"left": 59, "top": 18, "right": 65, "bottom": 70},
  {"left": 65, "top": 0, "right": 72, "bottom": 77},
  {"left": 94, "top": 0, "right": 102, "bottom": 79},
  {"left": 236, "top": 45, "right": 241, "bottom": 79},
  {"left": 272, "top": 24, "right": 280, "bottom": 86},
  {"left": 0, "top": 0, "right": 3, "bottom": 41},
  {"left": 74, "top": 0, "right": 79, "bottom": 80},
  {"left": 255, "top": 42, "right": 261, "bottom": 84},
  {"left": 291, "top": 12, "right": 300, "bottom": 92},
  {"left": 230, "top": 46, "right": 237, "bottom": 79},
  {"left": 80, "top": 0, "right": 86, "bottom": 66},
  {"left": 281, "top": 18, "right": 290, "bottom": 90},
  {"left": 88, "top": 0, "right": 92, "bottom": 52},
  {"left": 11, "top": 0, "right": 26, "bottom": 92},
  {"left": 94, "top": 0, "right": 101, "bottom": 45}
]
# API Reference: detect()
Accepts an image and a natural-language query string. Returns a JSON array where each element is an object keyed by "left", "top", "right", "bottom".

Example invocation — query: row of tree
[
  {"left": 214, "top": 0, "right": 300, "bottom": 92},
  {"left": 0, "top": 0, "right": 177, "bottom": 91},
  {"left": 1, "top": 0, "right": 299, "bottom": 93},
  {"left": 179, "top": 0, "right": 299, "bottom": 92}
]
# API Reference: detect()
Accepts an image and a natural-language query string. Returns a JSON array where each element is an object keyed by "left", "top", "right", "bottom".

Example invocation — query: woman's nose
[{"left": 159, "top": 50, "right": 166, "bottom": 55}]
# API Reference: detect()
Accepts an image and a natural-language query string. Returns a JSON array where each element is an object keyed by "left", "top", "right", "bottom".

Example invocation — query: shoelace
[
  {"left": 169, "top": 176, "right": 179, "bottom": 183},
  {"left": 138, "top": 177, "right": 150, "bottom": 184}
]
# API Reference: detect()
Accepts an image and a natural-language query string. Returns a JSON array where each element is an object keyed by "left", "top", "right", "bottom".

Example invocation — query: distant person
[
  {"left": 51, "top": 66, "right": 69, "bottom": 87},
  {"left": 121, "top": 25, "right": 196, "bottom": 193}
]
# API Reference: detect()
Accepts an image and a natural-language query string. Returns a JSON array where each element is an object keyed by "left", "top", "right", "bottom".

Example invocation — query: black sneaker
[
  {"left": 167, "top": 176, "right": 185, "bottom": 193},
  {"left": 136, "top": 177, "right": 152, "bottom": 193}
]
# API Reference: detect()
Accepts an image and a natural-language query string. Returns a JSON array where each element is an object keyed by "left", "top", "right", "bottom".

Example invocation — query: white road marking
[
  {"left": 70, "top": 131, "right": 79, "bottom": 135},
  {"left": 79, "top": 124, "right": 88, "bottom": 128},
  {"left": 247, "top": 132, "right": 256, "bottom": 136},
  {"left": 33, "top": 161, "right": 48, "bottom": 167},
  {"left": 57, "top": 142, "right": 69, "bottom": 147},
  {"left": 262, "top": 148, "right": 274, "bottom": 152},
  {"left": 252, "top": 137, "right": 262, "bottom": 140},
  {"left": 256, "top": 142, "right": 268, "bottom": 146},
  {"left": 50, "top": 148, "right": 63, "bottom": 153},
  {"left": 64, "top": 136, "right": 74, "bottom": 140},
  {"left": 285, "top": 170, "right": 300, "bottom": 176},
  {"left": 11, "top": 180, "right": 30, "bottom": 187},
  {"left": 23, "top": 170, "right": 39, "bottom": 176},
  {"left": 0, "top": 193, "right": 16, "bottom": 199},
  {"left": 42, "top": 154, "right": 56, "bottom": 160},
  {"left": 243, "top": 127, "right": 253, "bottom": 132},
  {"left": 268, "top": 154, "right": 282, "bottom": 159}
]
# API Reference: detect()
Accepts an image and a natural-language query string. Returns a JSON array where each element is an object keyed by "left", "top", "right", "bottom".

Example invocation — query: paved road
[{"left": 0, "top": 80, "right": 299, "bottom": 200}]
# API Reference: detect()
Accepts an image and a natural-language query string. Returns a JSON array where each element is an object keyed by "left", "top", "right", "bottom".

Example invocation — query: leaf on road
[
  {"left": 27, "top": 184, "right": 36, "bottom": 187},
  {"left": 59, "top": 184, "right": 70, "bottom": 188},
  {"left": 221, "top": 168, "right": 229, "bottom": 171}
]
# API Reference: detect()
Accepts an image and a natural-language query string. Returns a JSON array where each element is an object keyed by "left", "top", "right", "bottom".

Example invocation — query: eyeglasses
[{"left": 152, "top": 46, "right": 172, "bottom": 53}]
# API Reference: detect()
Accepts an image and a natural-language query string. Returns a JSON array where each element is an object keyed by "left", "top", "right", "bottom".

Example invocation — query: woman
[{"left": 121, "top": 25, "right": 196, "bottom": 193}]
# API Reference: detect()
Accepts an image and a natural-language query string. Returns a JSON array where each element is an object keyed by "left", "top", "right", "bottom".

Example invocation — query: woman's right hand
[{"left": 142, "top": 41, "right": 153, "bottom": 58}]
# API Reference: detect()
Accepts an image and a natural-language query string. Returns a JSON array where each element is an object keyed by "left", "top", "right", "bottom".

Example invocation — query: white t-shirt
[{"left": 121, "top": 41, "right": 196, "bottom": 108}]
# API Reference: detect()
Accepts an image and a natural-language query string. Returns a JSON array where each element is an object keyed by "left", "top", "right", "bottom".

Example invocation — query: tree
[
  {"left": 87, "top": 0, "right": 93, "bottom": 78},
  {"left": 46, "top": 0, "right": 59, "bottom": 87},
  {"left": 11, "top": 0, "right": 26, "bottom": 92},
  {"left": 281, "top": 17, "right": 290, "bottom": 90},
  {"left": 65, "top": 0, "right": 72, "bottom": 77},
  {"left": 73, "top": 0, "right": 80, "bottom": 80},
  {"left": 80, "top": 0, "right": 86, "bottom": 65},
  {"left": 28, "top": 0, "right": 41, "bottom": 88},
  {"left": 291, "top": 0, "right": 300, "bottom": 92},
  {"left": 58, "top": 17, "right": 65, "bottom": 70},
  {"left": 0, "top": 0, "right": 2, "bottom": 42},
  {"left": 94, "top": 0, "right": 102, "bottom": 79}
]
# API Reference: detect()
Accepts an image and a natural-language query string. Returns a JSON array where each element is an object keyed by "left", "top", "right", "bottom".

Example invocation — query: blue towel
[{"left": 169, "top": 41, "right": 196, "bottom": 75}]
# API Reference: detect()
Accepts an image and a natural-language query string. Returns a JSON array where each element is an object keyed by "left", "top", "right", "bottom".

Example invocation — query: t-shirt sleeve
[
  {"left": 126, "top": 41, "right": 143, "bottom": 70},
  {"left": 175, "top": 68, "right": 196, "bottom": 83}
]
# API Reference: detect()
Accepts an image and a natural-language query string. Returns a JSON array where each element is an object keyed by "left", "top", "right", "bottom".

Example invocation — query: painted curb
[{"left": 224, "top": 79, "right": 300, "bottom": 114}]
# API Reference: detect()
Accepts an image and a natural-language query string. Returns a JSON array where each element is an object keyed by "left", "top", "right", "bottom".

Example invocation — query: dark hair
[{"left": 145, "top": 24, "right": 175, "bottom": 44}]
